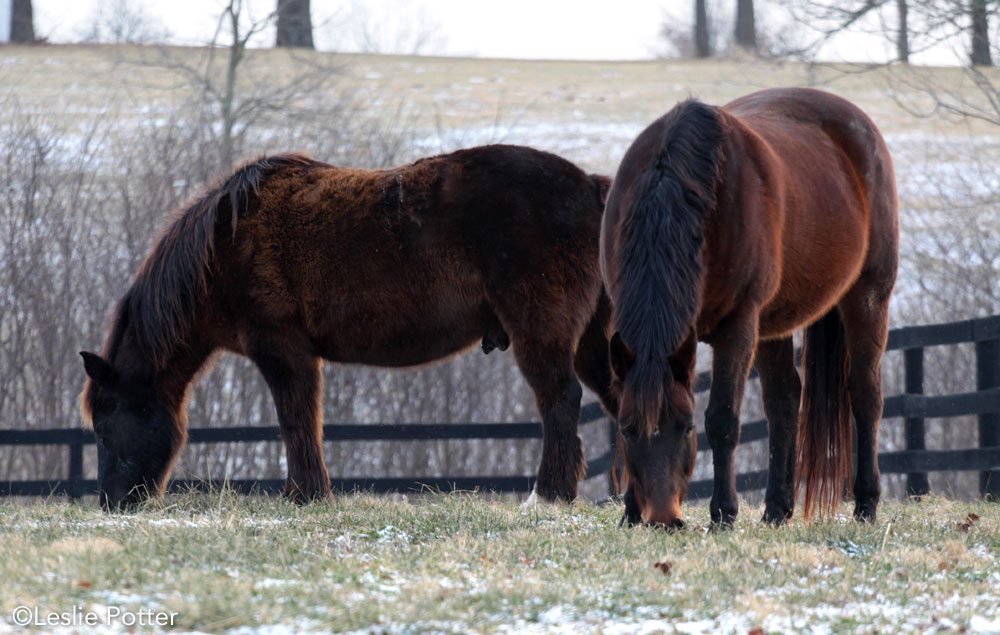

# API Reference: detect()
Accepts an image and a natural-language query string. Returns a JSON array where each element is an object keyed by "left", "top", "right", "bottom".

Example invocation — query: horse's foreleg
[
  {"left": 516, "top": 344, "right": 584, "bottom": 504},
  {"left": 252, "top": 344, "right": 331, "bottom": 504},
  {"left": 704, "top": 308, "right": 759, "bottom": 527},
  {"left": 755, "top": 337, "right": 801, "bottom": 525},
  {"left": 840, "top": 280, "right": 892, "bottom": 523},
  {"left": 619, "top": 485, "right": 642, "bottom": 527}
]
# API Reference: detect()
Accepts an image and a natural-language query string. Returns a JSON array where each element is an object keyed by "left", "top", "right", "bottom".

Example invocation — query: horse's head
[
  {"left": 610, "top": 332, "right": 697, "bottom": 529},
  {"left": 79, "top": 351, "right": 182, "bottom": 511}
]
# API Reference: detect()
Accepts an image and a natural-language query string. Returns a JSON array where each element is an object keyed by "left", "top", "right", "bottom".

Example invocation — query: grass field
[
  {"left": 1, "top": 492, "right": 998, "bottom": 633},
  {"left": 2, "top": 46, "right": 1000, "bottom": 633},
  {"left": 3, "top": 44, "right": 998, "bottom": 175}
]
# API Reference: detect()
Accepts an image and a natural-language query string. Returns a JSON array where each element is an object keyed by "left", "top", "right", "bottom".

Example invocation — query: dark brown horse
[
  {"left": 81, "top": 145, "right": 618, "bottom": 511},
  {"left": 601, "top": 88, "right": 898, "bottom": 528}
]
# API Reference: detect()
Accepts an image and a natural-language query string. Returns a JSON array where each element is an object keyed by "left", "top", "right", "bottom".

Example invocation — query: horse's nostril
[{"left": 669, "top": 517, "right": 686, "bottom": 531}]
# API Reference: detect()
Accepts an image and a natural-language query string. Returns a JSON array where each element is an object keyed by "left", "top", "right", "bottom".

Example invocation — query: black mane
[
  {"left": 120, "top": 154, "right": 321, "bottom": 370},
  {"left": 613, "top": 99, "right": 724, "bottom": 434}
]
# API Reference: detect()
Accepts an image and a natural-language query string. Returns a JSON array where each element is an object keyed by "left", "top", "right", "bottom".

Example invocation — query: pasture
[
  {"left": 2, "top": 44, "right": 1000, "bottom": 632},
  {"left": 2, "top": 44, "right": 998, "bottom": 498},
  {"left": 0, "top": 492, "right": 998, "bottom": 633}
]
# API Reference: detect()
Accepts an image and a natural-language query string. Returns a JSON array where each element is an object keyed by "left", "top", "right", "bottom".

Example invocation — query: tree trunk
[
  {"left": 734, "top": 0, "right": 756, "bottom": 52},
  {"left": 10, "top": 0, "right": 35, "bottom": 43},
  {"left": 971, "top": 0, "right": 992, "bottom": 66},
  {"left": 275, "top": 0, "right": 313, "bottom": 49},
  {"left": 695, "top": 0, "right": 712, "bottom": 58},
  {"left": 895, "top": 0, "right": 909, "bottom": 63}
]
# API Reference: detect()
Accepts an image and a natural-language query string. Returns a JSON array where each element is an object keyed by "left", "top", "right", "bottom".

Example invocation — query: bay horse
[
  {"left": 80, "top": 145, "right": 618, "bottom": 511},
  {"left": 601, "top": 87, "right": 898, "bottom": 528}
]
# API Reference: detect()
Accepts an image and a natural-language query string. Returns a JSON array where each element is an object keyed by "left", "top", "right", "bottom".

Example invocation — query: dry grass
[
  {"left": 1, "top": 46, "right": 999, "bottom": 632},
  {"left": 3, "top": 44, "right": 997, "bottom": 174},
  {"left": 0, "top": 492, "right": 997, "bottom": 633}
]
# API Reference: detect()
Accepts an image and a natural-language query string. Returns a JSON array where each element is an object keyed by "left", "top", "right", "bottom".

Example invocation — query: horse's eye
[
  {"left": 682, "top": 417, "right": 695, "bottom": 438},
  {"left": 619, "top": 422, "right": 640, "bottom": 441}
]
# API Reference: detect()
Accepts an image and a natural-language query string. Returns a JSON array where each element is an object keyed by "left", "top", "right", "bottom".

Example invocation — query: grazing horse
[
  {"left": 80, "top": 145, "right": 618, "bottom": 511},
  {"left": 601, "top": 87, "right": 898, "bottom": 528}
]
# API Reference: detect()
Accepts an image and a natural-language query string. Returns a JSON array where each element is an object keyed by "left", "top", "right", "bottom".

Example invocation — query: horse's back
[
  {"left": 724, "top": 87, "right": 895, "bottom": 207},
  {"left": 215, "top": 145, "right": 605, "bottom": 366},
  {"left": 713, "top": 88, "right": 898, "bottom": 338}
]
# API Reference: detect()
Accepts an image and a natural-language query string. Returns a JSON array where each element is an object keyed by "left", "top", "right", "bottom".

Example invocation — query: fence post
[
  {"left": 68, "top": 435, "right": 84, "bottom": 501},
  {"left": 976, "top": 338, "right": 1000, "bottom": 500},
  {"left": 904, "top": 347, "right": 929, "bottom": 497}
]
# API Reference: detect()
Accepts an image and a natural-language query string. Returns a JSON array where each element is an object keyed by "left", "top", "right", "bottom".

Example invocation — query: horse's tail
[
  {"left": 612, "top": 99, "right": 723, "bottom": 437},
  {"left": 796, "top": 307, "right": 853, "bottom": 519},
  {"left": 128, "top": 154, "right": 319, "bottom": 368}
]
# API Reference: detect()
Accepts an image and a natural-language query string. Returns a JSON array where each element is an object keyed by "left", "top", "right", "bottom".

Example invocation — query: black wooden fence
[
  {"left": 0, "top": 404, "right": 615, "bottom": 500},
  {"left": 2, "top": 315, "right": 999, "bottom": 501},
  {"left": 682, "top": 314, "right": 1000, "bottom": 501}
]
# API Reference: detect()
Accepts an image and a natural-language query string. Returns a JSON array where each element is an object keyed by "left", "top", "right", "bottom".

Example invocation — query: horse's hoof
[
  {"left": 521, "top": 489, "right": 540, "bottom": 509},
  {"left": 521, "top": 487, "right": 572, "bottom": 510},
  {"left": 854, "top": 503, "right": 878, "bottom": 523},
  {"left": 283, "top": 485, "right": 332, "bottom": 505},
  {"left": 710, "top": 508, "right": 737, "bottom": 530},
  {"left": 761, "top": 506, "right": 793, "bottom": 526}
]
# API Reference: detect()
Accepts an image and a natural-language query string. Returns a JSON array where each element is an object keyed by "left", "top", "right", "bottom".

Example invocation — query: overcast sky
[{"left": 31, "top": 0, "right": 965, "bottom": 65}]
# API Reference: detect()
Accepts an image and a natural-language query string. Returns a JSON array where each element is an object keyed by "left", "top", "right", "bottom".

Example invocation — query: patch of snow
[{"left": 971, "top": 616, "right": 1000, "bottom": 633}]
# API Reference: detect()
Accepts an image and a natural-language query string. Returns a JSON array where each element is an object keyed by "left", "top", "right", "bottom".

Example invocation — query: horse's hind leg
[
  {"left": 572, "top": 291, "right": 628, "bottom": 514},
  {"left": 840, "top": 275, "right": 893, "bottom": 522},
  {"left": 251, "top": 340, "right": 331, "bottom": 504},
  {"left": 755, "top": 337, "right": 801, "bottom": 525},
  {"left": 514, "top": 341, "right": 585, "bottom": 503},
  {"left": 572, "top": 291, "right": 619, "bottom": 416}
]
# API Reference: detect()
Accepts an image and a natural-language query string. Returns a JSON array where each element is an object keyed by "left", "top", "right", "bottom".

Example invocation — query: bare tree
[
  {"left": 334, "top": 0, "right": 446, "bottom": 55},
  {"left": 81, "top": 0, "right": 169, "bottom": 44},
  {"left": 734, "top": 0, "right": 756, "bottom": 51},
  {"left": 275, "top": 0, "right": 313, "bottom": 49},
  {"left": 660, "top": 0, "right": 761, "bottom": 59},
  {"left": 970, "top": 0, "right": 993, "bottom": 66},
  {"left": 695, "top": 0, "right": 713, "bottom": 57},
  {"left": 785, "top": 0, "right": 997, "bottom": 66},
  {"left": 10, "top": 0, "right": 34, "bottom": 43},
  {"left": 786, "top": 1, "right": 911, "bottom": 62},
  {"left": 124, "top": 0, "right": 337, "bottom": 167},
  {"left": 895, "top": 0, "right": 909, "bottom": 63}
]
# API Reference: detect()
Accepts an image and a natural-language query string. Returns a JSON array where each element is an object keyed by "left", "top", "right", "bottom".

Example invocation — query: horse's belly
[
  {"left": 758, "top": 300, "right": 834, "bottom": 340},
  {"left": 310, "top": 287, "right": 490, "bottom": 368},
  {"left": 315, "top": 324, "right": 483, "bottom": 368},
  {"left": 758, "top": 250, "right": 865, "bottom": 339}
]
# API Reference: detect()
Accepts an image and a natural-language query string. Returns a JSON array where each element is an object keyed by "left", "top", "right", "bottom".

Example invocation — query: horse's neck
[
  {"left": 112, "top": 325, "right": 211, "bottom": 413},
  {"left": 155, "top": 345, "right": 212, "bottom": 414}
]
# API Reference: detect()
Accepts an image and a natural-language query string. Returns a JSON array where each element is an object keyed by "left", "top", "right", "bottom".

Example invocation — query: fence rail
[
  {"left": 0, "top": 403, "right": 612, "bottom": 500},
  {"left": 2, "top": 316, "right": 999, "bottom": 502},
  {"left": 683, "top": 314, "right": 1000, "bottom": 501}
]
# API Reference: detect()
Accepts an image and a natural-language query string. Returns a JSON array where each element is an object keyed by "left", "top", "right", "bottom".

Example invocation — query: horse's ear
[
  {"left": 590, "top": 174, "right": 612, "bottom": 206},
  {"left": 609, "top": 332, "right": 635, "bottom": 380},
  {"left": 80, "top": 351, "right": 117, "bottom": 387}
]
